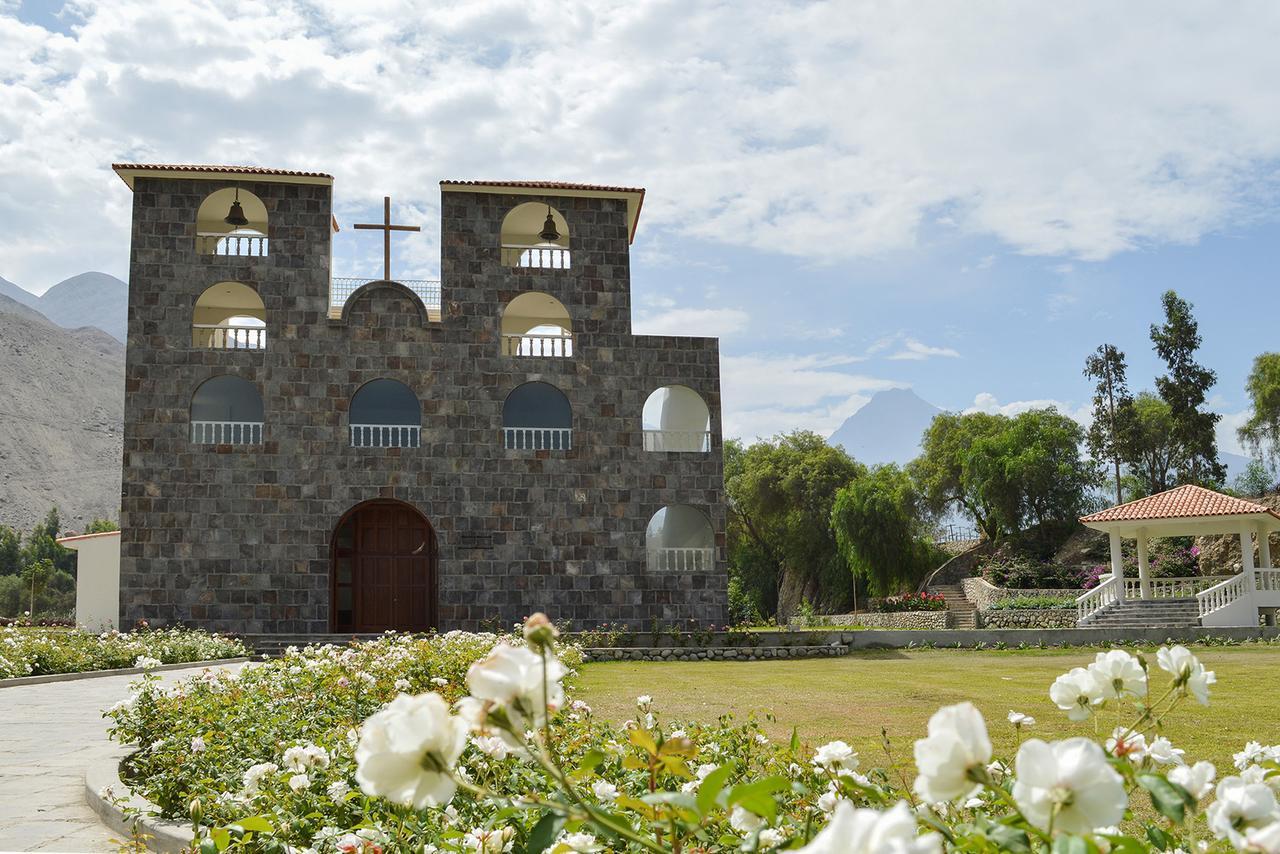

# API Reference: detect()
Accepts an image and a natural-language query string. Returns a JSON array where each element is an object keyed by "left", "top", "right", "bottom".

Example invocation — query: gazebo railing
[
  {"left": 1197, "top": 573, "right": 1250, "bottom": 618},
  {"left": 1123, "top": 576, "right": 1233, "bottom": 600},
  {"left": 1076, "top": 574, "right": 1120, "bottom": 625}
]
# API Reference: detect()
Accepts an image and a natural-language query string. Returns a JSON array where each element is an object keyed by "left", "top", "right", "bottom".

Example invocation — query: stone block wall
[
  {"left": 789, "top": 611, "right": 952, "bottom": 630},
  {"left": 976, "top": 609, "right": 1077, "bottom": 629},
  {"left": 118, "top": 177, "right": 728, "bottom": 634},
  {"left": 961, "top": 577, "right": 1079, "bottom": 611}
]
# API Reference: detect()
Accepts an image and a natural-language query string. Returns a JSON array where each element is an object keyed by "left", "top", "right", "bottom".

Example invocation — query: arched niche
[
  {"left": 500, "top": 292, "right": 573, "bottom": 356},
  {"left": 642, "top": 385, "right": 711, "bottom": 452},
  {"left": 192, "top": 282, "right": 266, "bottom": 349},
  {"left": 500, "top": 202, "right": 570, "bottom": 269},
  {"left": 349, "top": 379, "right": 421, "bottom": 448},
  {"left": 190, "top": 375, "right": 263, "bottom": 444},
  {"left": 502, "top": 381, "right": 572, "bottom": 450},
  {"left": 195, "top": 187, "right": 269, "bottom": 256},
  {"left": 645, "top": 506, "right": 715, "bottom": 571}
]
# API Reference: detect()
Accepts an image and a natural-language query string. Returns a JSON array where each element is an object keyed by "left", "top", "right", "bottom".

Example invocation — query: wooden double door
[{"left": 331, "top": 500, "right": 437, "bottom": 633}]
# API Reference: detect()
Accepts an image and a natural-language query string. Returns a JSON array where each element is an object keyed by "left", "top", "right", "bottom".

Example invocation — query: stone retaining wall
[
  {"left": 585, "top": 645, "right": 847, "bottom": 662},
  {"left": 790, "top": 611, "right": 951, "bottom": 630},
  {"left": 962, "top": 577, "right": 1079, "bottom": 611},
  {"left": 976, "top": 609, "right": 1077, "bottom": 629}
]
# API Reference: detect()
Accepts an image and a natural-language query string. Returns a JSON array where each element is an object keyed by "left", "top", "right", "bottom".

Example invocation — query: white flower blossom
[
  {"left": 1169, "top": 761, "right": 1217, "bottom": 800},
  {"left": 591, "top": 780, "right": 618, "bottom": 803},
  {"left": 288, "top": 773, "right": 310, "bottom": 792},
  {"left": 1105, "top": 727, "right": 1148, "bottom": 762},
  {"left": 242, "top": 762, "right": 279, "bottom": 794},
  {"left": 557, "top": 831, "right": 599, "bottom": 852},
  {"left": 1207, "top": 776, "right": 1280, "bottom": 849},
  {"left": 473, "top": 734, "right": 510, "bottom": 760},
  {"left": 758, "top": 827, "right": 786, "bottom": 848},
  {"left": 1088, "top": 650, "right": 1147, "bottom": 700},
  {"left": 462, "top": 826, "right": 514, "bottom": 852},
  {"left": 1243, "top": 821, "right": 1280, "bottom": 853},
  {"left": 730, "top": 806, "right": 764, "bottom": 833},
  {"left": 1050, "top": 667, "right": 1105, "bottom": 721},
  {"left": 1007, "top": 711, "right": 1035, "bottom": 728},
  {"left": 466, "top": 643, "right": 565, "bottom": 731},
  {"left": 326, "top": 780, "right": 350, "bottom": 803},
  {"left": 813, "top": 740, "right": 859, "bottom": 771},
  {"left": 635, "top": 695, "right": 652, "bottom": 708},
  {"left": 1012, "top": 737, "right": 1127, "bottom": 835},
  {"left": 1147, "top": 736, "right": 1186, "bottom": 766},
  {"left": 913, "top": 702, "right": 992, "bottom": 803},
  {"left": 190, "top": 736, "right": 206, "bottom": 753},
  {"left": 354, "top": 692, "right": 467, "bottom": 809},
  {"left": 1157, "top": 645, "right": 1216, "bottom": 705},
  {"left": 1238, "top": 743, "right": 1271, "bottom": 771},
  {"left": 794, "top": 800, "right": 941, "bottom": 853}
]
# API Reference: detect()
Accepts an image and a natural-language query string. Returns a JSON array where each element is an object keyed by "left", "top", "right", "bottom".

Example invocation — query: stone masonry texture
[{"left": 119, "top": 177, "right": 728, "bottom": 633}]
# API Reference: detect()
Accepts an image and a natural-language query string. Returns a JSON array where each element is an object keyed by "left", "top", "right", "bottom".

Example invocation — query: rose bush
[
  {"left": 0, "top": 625, "right": 246, "bottom": 678},
  {"left": 108, "top": 617, "right": 1280, "bottom": 852}
]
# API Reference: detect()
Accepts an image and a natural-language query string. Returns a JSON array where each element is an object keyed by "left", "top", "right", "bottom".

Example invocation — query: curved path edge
[
  {"left": 0, "top": 656, "right": 252, "bottom": 689},
  {"left": 85, "top": 750, "right": 193, "bottom": 853}
]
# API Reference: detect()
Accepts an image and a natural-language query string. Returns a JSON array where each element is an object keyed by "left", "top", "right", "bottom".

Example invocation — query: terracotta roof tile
[
  {"left": 440, "top": 179, "right": 644, "bottom": 194},
  {"left": 113, "top": 163, "right": 334, "bottom": 179},
  {"left": 1080, "top": 484, "right": 1279, "bottom": 523}
]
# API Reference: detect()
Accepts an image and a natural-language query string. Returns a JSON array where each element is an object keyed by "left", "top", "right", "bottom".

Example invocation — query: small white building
[
  {"left": 56, "top": 531, "right": 121, "bottom": 631},
  {"left": 1078, "top": 485, "right": 1280, "bottom": 628}
]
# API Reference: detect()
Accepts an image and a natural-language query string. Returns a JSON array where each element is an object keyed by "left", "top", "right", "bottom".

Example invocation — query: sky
[{"left": 3, "top": 1, "right": 1280, "bottom": 455}]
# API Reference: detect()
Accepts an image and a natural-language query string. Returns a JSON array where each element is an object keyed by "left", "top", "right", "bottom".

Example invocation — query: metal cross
[{"left": 353, "top": 196, "right": 421, "bottom": 282}]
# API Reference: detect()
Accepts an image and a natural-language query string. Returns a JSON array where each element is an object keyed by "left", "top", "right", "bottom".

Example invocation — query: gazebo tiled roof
[{"left": 1080, "top": 484, "right": 1280, "bottom": 524}]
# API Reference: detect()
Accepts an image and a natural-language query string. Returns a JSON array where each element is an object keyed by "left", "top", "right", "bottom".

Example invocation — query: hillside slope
[{"left": 0, "top": 308, "right": 124, "bottom": 531}]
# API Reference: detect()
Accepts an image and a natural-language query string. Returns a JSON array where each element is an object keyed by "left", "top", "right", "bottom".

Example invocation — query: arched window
[
  {"left": 349, "top": 379, "right": 420, "bottom": 448},
  {"left": 195, "top": 187, "right": 269, "bottom": 257},
  {"left": 502, "top": 382, "right": 572, "bottom": 450},
  {"left": 192, "top": 282, "right": 267, "bottom": 350},
  {"left": 190, "top": 375, "right": 263, "bottom": 444},
  {"left": 645, "top": 506, "right": 715, "bottom": 571},
  {"left": 500, "top": 292, "right": 573, "bottom": 357},
  {"left": 642, "top": 386, "right": 711, "bottom": 452},
  {"left": 500, "top": 202, "right": 570, "bottom": 269}
]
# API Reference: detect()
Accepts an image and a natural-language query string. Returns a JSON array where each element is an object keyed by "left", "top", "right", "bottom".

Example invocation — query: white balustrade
[
  {"left": 350, "top": 424, "right": 420, "bottom": 448},
  {"left": 502, "top": 333, "right": 574, "bottom": 357},
  {"left": 191, "top": 324, "right": 267, "bottom": 350},
  {"left": 501, "top": 245, "right": 572, "bottom": 269},
  {"left": 647, "top": 547, "right": 715, "bottom": 572},
  {"left": 503, "top": 427, "right": 572, "bottom": 451},
  {"left": 642, "top": 429, "right": 711, "bottom": 452},
  {"left": 329, "top": 278, "right": 442, "bottom": 317},
  {"left": 191, "top": 421, "right": 262, "bottom": 445},
  {"left": 1255, "top": 569, "right": 1280, "bottom": 592},
  {"left": 1076, "top": 574, "right": 1120, "bottom": 624},
  {"left": 197, "top": 233, "right": 269, "bottom": 257},
  {"left": 1122, "top": 576, "right": 1233, "bottom": 600},
  {"left": 1198, "top": 573, "right": 1250, "bottom": 618}
]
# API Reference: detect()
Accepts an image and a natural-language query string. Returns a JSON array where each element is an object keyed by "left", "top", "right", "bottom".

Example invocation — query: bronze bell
[
  {"left": 538, "top": 206, "right": 559, "bottom": 242},
  {"left": 224, "top": 188, "right": 249, "bottom": 227}
]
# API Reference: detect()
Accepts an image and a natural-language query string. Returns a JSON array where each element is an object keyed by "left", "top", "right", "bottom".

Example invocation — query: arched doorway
[{"left": 330, "top": 500, "right": 437, "bottom": 632}]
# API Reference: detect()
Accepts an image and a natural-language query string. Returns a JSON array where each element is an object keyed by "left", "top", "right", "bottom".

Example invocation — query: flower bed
[{"left": 0, "top": 626, "right": 248, "bottom": 679}]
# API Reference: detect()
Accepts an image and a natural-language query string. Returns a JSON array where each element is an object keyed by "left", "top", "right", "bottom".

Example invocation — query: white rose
[
  {"left": 557, "top": 831, "right": 599, "bottom": 852},
  {"left": 1243, "top": 821, "right": 1280, "bottom": 853},
  {"left": 287, "top": 773, "right": 310, "bottom": 792},
  {"left": 1007, "top": 711, "right": 1035, "bottom": 728},
  {"left": 466, "top": 644, "right": 565, "bottom": 730},
  {"left": 326, "top": 780, "right": 350, "bottom": 803},
  {"left": 355, "top": 692, "right": 467, "bottom": 809},
  {"left": 1013, "top": 737, "right": 1127, "bottom": 835},
  {"left": 730, "top": 806, "right": 764, "bottom": 833},
  {"left": 1088, "top": 650, "right": 1147, "bottom": 701},
  {"left": 1169, "top": 761, "right": 1216, "bottom": 800},
  {"left": 913, "top": 702, "right": 992, "bottom": 803},
  {"left": 1105, "top": 727, "right": 1148, "bottom": 762},
  {"left": 795, "top": 800, "right": 941, "bottom": 854},
  {"left": 241, "top": 762, "right": 279, "bottom": 794},
  {"left": 591, "top": 780, "right": 618, "bottom": 803},
  {"left": 1207, "top": 776, "right": 1279, "bottom": 849},
  {"left": 813, "top": 740, "right": 859, "bottom": 772},
  {"left": 1049, "top": 667, "right": 1105, "bottom": 721},
  {"left": 1146, "top": 736, "right": 1185, "bottom": 766},
  {"left": 1157, "top": 645, "right": 1216, "bottom": 705}
]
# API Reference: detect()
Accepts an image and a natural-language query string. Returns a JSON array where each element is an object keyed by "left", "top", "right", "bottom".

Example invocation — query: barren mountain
[
  {"left": 828, "top": 387, "right": 942, "bottom": 466},
  {"left": 0, "top": 301, "right": 124, "bottom": 531}
]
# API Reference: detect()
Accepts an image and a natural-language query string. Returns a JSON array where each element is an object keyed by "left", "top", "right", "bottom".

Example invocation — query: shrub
[
  {"left": 988, "top": 594, "right": 1078, "bottom": 610},
  {"left": 979, "top": 554, "right": 1085, "bottom": 589},
  {"left": 0, "top": 626, "right": 247, "bottom": 679},
  {"left": 873, "top": 591, "right": 946, "bottom": 612}
]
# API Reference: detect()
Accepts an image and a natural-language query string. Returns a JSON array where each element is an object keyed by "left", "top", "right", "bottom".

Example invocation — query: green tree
[
  {"left": 1123, "top": 392, "right": 1179, "bottom": 496},
  {"left": 0, "top": 526, "right": 20, "bottom": 576},
  {"left": 1232, "top": 458, "right": 1277, "bottom": 498},
  {"left": 725, "top": 432, "right": 864, "bottom": 618},
  {"left": 1239, "top": 352, "right": 1280, "bottom": 470},
  {"left": 1083, "top": 343, "right": 1134, "bottom": 504},
  {"left": 1150, "top": 290, "right": 1225, "bottom": 486},
  {"left": 85, "top": 518, "right": 119, "bottom": 534},
  {"left": 21, "top": 507, "right": 75, "bottom": 576},
  {"left": 20, "top": 558, "right": 54, "bottom": 616},
  {"left": 909, "top": 411, "right": 1007, "bottom": 540},
  {"left": 830, "top": 464, "right": 940, "bottom": 597}
]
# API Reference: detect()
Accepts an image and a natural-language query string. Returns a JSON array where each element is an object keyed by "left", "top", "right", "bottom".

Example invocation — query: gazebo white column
[
  {"left": 1109, "top": 530, "right": 1125, "bottom": 602},
  {"left": 1241, "top": 525, "right": 1257, "bottom": 593},
  {"left": 1136, "top": 529, "right": 1151, "bottom": 599},
  {"left": 1259, "top": 522, "right": 1274, "bottom": 570}
]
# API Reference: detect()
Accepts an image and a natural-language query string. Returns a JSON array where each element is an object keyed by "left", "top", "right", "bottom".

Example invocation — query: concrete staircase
[
  {"left": 1082, "top": 598, "right": 1201, "bottom": 629},
  {"left": 932, "top": 584, "right": 978, "bottom": 629}
]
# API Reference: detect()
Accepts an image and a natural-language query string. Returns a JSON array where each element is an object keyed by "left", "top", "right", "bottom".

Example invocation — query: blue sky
[{"left": 3, "top": 1, "right": 1280, "bottom": 451}]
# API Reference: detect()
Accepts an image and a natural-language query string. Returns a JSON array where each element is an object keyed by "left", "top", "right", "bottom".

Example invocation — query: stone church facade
[{"left": 112, "top": 164, "right": 727, "bottom": 634}]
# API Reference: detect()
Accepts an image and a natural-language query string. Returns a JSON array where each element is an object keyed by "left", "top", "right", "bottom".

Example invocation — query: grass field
[{"left": 575, "top": 645, "right": 1280, "bottom": 773}]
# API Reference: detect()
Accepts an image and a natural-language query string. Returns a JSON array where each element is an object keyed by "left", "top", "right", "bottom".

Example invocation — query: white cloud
[
  {"left": 720, "top": 353, "right": 899, "bottom": 440},
  {"left": 1217, "top": 408, "right": 1250, "bottom": 457},
  {"left": 885, "top": 338, "right": 961, "bottom": 361},
  {"left": 1046, "top": 291, "right": 1078, "bottom": 320},
  {"left": 5, "top": 3, "right": 1280, "bottom": 286},
  {"left": 633, "top": 306, "right": 749, "bottom": 337},
  {"left": 966, "top": 392, "right": 1092, "bottom": 425}
]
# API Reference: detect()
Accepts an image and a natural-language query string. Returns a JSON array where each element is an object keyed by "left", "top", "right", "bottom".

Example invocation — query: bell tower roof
[
  {"left": 112, "top": 163, "right": 334, "bottom": 190},
  {"left": 440, "top": 179, "right": 645, "bottom": 243}
]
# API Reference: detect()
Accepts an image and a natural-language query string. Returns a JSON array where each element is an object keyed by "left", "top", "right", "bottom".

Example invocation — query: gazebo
[{"left": 1078, "top": 484, "right": 1280, "bottom": 627}]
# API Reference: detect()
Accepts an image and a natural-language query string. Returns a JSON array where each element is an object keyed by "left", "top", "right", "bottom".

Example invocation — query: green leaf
[
  {"left": 628, "top": 727, "right": 658, "bottom": 755},
  {"left": 1137, "top": 774, "right": 1195, "bottom": 824},
  {"left": 234, "top": 815, "right": 273, "bottom": 833},
  {"left": 697, "top": 763, "right": 736, "bottom": 816},
  {"left": 982, "top": 823, "right": 1031, "bottom": 853},
  {"left": 789, "top": 727, "right": 800, "bottom": 753},
  {"left": 1050, "top": 835, "right": 1096, "bottom": 854},
  {"left": 1146, "top": 825, "right": 1175, "bottom": 850},
  {"left": 210, "top": 827, "right": 230, "bottom": 851},
  {"left": 1099, "top": 835, "right": 1149, "bottom": 854},
  {"left": 523, "top": 812, "right": 566, "bottom": 854},
  {"left": 726, "top": 775, "right": 789, "bottom": 823},
  {"left": 575, "top": 749, "right": 605, "bottom": 773}
]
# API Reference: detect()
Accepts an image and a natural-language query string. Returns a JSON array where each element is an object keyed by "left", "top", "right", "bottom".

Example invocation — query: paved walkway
[{"left": 0, "top": 664, "right": 244, "bottom": 852}]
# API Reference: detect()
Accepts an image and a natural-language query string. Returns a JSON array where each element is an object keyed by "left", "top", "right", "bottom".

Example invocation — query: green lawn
[{"left": 575, "top": 645, "right": 1280, "bottom": 772}]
